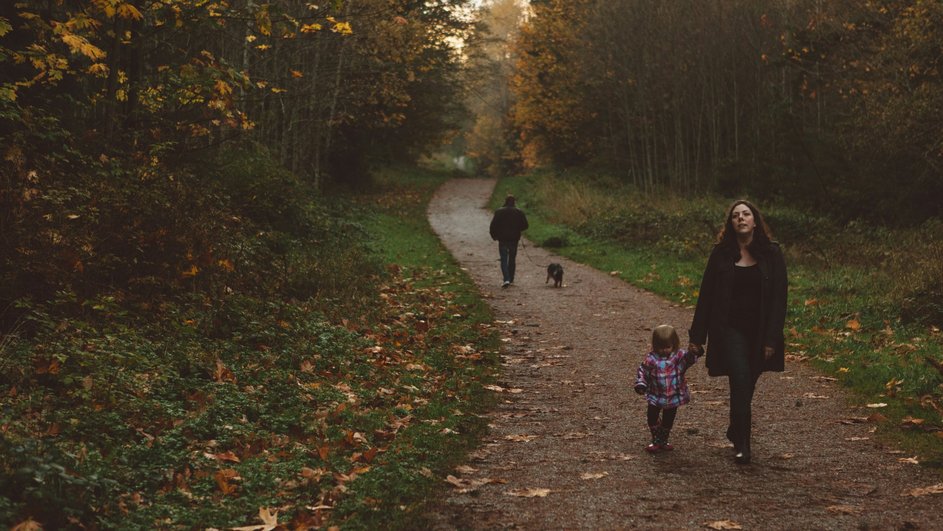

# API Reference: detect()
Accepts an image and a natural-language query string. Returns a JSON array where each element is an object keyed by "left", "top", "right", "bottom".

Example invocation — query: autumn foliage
[
  {"left": 506, "top": 0, "right": 943, "bottom": 222},
  {"left": 0, "top": 1, "right": 487, "bottom": 528}
]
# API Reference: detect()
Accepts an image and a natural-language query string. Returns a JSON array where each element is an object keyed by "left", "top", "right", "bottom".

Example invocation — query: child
[{"left": 634, "top": 324, "right": 701, "bottom": 453}]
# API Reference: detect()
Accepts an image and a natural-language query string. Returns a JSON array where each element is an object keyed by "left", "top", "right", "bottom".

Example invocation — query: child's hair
[{"left": 652, "top": 325, "right": 680, "bottom": 351}]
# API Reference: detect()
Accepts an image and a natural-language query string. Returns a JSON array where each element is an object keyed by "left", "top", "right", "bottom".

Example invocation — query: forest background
[{"left": 1, "top": 0, "right": 941, "bottom": 528}]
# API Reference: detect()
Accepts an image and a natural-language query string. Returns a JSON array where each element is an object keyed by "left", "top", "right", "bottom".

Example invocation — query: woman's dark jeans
[{"left": 724, "top": 328, "right": 760, "bottom": 451}]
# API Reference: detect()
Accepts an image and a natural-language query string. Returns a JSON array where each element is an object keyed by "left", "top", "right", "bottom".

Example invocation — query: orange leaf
[
  {"left": 214, "top": 359, "right": 235, "bottom": 382},
  {"left": 846, "top": 319, "right": 861, "bottom": 331},
  {"left": 181, "top": 264, "right": 199, "bottom": 278},
  {"left": 318, "top": 445, "right": 330, "bottom": 460},
  {"left": 214, "top": 468, "right": 240, "bottom": 495},
  {"left": 363, "top": 447, "right": 378, "bottom": 463},
  {"left": 205, "top": 451, "right": 241, "bottom": 463},
  {"left": 11, "top": 519, "right": 43, "bottom": 531}
]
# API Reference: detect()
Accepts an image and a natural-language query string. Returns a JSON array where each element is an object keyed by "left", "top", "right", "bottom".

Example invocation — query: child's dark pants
[{"left": 647, "top": 405, "right": 677, "bottom": 430}]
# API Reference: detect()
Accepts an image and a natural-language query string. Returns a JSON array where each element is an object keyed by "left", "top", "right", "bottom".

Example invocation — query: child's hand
[{"left": 634, "top": 385, "right": 646, "bottom": 395}]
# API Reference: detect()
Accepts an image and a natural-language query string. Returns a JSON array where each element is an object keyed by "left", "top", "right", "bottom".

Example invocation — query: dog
[{"left": 546, "top": 263, "right": 564, "bottom": 288}]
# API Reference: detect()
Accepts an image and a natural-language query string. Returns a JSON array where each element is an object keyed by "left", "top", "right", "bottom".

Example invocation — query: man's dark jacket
[
  {"left": 689, "top": 242, "right": 788, "bottom": 376},
  {"left": 489, "top": 206, "right": 529, "bottom": 242}
]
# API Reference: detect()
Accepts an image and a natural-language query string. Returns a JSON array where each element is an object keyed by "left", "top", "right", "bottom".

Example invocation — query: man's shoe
[{"left": 501, "top": 281, "right": 510, "bottom": 288}]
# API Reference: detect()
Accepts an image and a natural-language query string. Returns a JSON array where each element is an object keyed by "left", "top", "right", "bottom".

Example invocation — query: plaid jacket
[{"left": 634, "top": 349, "right": 700, "bottom": 408}]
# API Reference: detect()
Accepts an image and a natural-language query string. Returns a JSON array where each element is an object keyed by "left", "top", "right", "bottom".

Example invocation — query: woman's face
[{"left": 730, "top": 203, "right": 756, "bottom": 237}]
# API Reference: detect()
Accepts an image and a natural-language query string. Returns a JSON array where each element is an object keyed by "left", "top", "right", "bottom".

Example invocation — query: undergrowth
[
  {"left": 0, "top": 161, "right": 499, "bottom": 529},
  {"left": 496, "top": 170, "right": 943, "bottom": 468}
]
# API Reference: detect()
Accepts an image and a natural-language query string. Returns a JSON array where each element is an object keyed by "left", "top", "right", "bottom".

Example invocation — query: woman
[{"left": 688, "top": 200, "right": 787, "bottom": 464}]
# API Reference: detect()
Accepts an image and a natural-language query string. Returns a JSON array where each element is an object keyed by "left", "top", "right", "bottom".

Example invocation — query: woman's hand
[
  {"left": 688, "top": 343, "right": 703, "bottom": 355},
  {"left": 763, "top": 346, "right": 775, "bottom": 361}
]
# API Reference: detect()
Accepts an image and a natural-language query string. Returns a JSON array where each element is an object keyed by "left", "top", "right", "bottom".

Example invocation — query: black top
[
  {"left": 729, "top": 264, "right": 761, "bottom": 336},
  {"left": 489, "top": 206, "right": 529, "bottom": 242}
]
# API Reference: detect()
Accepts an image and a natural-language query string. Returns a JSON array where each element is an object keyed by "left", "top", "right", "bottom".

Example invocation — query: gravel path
[{"left": 425, "top": 178, "right": 941, "bottom": 530}]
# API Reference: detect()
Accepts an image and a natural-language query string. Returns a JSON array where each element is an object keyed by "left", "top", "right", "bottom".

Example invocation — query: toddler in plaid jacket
[{"left": 634, "top": 324, "right": 701, "bottom": 453}]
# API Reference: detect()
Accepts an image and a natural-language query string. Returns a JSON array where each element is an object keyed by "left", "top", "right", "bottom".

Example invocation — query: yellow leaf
[
  {"left": 300, "top": 23, "right": 322, "bottom": 33},
  {"left": 214, "top": 79, "right": 232, "bottom": 96},
  {"left": 88, "top": 63, "right": 109, "bottom": 77},
  {"left": 332, "top": 21, "right": 353, "bottom": 35},
  {"left": 181, "top": 264, "right": 199, "bottom": 278},
  {"left": 256, "top": 6, "right": 272, "bottom": 36},
  {"left": 61, "top": 34, "right": 106, "bottom": 60},
  {"left": 0, "top": 84, "right": 16, "bottom": 102},
  {"left": 117, "top": 3, "right": 143, "bottom": 20}
]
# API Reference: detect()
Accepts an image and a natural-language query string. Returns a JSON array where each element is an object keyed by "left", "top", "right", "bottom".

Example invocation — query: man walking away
[{"left": 489, "top": 194, "right": 529, "bottom": 288}]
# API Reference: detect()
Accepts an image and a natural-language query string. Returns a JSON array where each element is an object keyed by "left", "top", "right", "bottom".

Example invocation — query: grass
[
  {"left": 0, "top": 165, "right": 500, "bottom": 529},
  {"left": 496, "top": 170, "right": 943, "bottom": 468}
]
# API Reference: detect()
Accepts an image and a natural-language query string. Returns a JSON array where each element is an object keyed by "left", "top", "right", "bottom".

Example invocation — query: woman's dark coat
[{"left": 689, "top": 242, "right": 788, "bottom": 376}]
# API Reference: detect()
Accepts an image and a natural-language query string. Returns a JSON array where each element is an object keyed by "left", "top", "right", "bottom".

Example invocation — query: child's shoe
[
  {"left": 658, "top": 427, "right": 674, "bottom": 451},
  {"left": 646, "top": 424, "right": 662, "bottom": 453}
]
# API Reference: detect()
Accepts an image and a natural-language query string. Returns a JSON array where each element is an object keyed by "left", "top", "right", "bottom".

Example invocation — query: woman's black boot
[
  {"left": 734, "top": 434, "right": 751, "bottom": 464},
  {"left": 726, "top": 425, "right": 739, "bottom": 452}
]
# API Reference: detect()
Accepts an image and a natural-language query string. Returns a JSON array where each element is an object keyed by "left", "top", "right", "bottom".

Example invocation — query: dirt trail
[{"left": 425, "top": 178, "right": 940, "bottom": 530}]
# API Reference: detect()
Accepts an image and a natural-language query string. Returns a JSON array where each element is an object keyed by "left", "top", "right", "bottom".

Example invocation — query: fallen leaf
[
  {"left": 561, "top": 432, "right": 590, "bottom": 439},
  {"left": 444, "top": 475, "right": 502, "bottom": 492},
  {"left": 904, "top": 483, "right": 943, "bottom": 497},
  {"left": 455, "top": 465, "right": 478, "bottom": 474},
  {"left": 204, "top": 450, "right": 240, "bottom": 463},
  {"left": 483, "top": 384, "right": 506, "bottom": 392},
  {"left": 846, "top": 319, "right": 861, "bottom": 331},
  {"left": 214, "top": 468, "right": 240, "bottom": 495},
  {"left": 300, "top": 467, "right": 325, "bottom": 480},
  {"left": 826, "top": 505, "right": 860, "bottom": 515},
  {"left": 10, "top": 519, "right": 43, "bottom": 531},
  {"left": 840, "top": 416, "right": 870, "bottom": 424},
  {"left": 506, "top": 487, "right": 551, "bottom": 497},
  {"left": 505, "top": 434, "right": 538, "bottom": 442},
  {"left": 704, "top": 520, "right": 742, "bottom": 530},
  {"left": 580, "top": 471, "right": 608, "bottom": 480},
  {"left": 803, "top": 393, "right": 829, "bottom": 399},
  {"left": 898, "top": 456, "right": 920, "bottom": 464},
  {"left": 231, "top": 506, "right": 279, "bottom": 531},
  {"left": 866, "top": 403, "right": 888, "bottom": 408}
]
